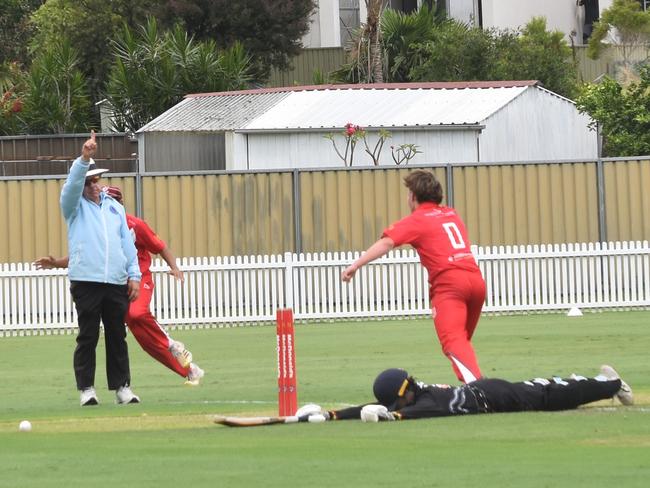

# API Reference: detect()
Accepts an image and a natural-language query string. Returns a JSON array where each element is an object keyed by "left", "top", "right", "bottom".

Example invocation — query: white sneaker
[
  {"left": 80, "top": 387, "right": 99, "bottom": 406},
  {"left": 169, "top": 341, "right": 193, "bottom": 368},
  {"left": 600, "top": 365, "right": 634, "bottom": 406},
  {"left": 184, "top": 363, "right": 205, "bottom": 386},
  {"left": 115, "top": 385, "right": 140, "bottom": 404}
]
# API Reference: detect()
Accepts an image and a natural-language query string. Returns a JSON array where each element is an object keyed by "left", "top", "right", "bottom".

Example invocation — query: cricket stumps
[{"left": 276, "top": 308, "right": 297, "bottom": 416}]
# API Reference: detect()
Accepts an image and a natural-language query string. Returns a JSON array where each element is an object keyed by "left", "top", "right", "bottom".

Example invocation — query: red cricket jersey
[
  {"left": 382, "top": 202, "right": 480, "bottom": 287},
  {"left": 126, "top": 214, "right": 166, "bottom": 277}
]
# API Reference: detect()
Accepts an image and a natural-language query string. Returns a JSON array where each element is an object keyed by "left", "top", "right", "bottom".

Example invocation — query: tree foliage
[
  {"left": 491, "top": 17, "right": 578, "bottom": 98},
  {"left": 29, "top": 0, "right": 155, "bottom": 102},
  {"left": 0, "top": 61, "right": 26, "bottom": 135},
  {"left": 105, "top": 18, "right": 252, "bottom": 133},
  {"left": 335, "top": 3, "right": 442, "bottom": 83},
  {"left": 21, "top": 40, "right": 92, "bottom": 134},
  {"left": 0, "top": 0, "right": 42, "bottom": 65},
  {"left": 587, "top": 0, "right": 650, "bottom": 69},
  {"left": 2, "top": 40, "right": 93, "bottom": 135},
  {"left": 364, "top": 0, "right": 387, "bottom": 83},
  {"left": 335, "top": 7, "right": 578, "bottom": 98},
  {"left": 576, "top": 65, "right": 650, "bottom": 157},
  {"left": 410, "top": 17, "right": 577, "bottom": 97},
  {"left": 154, "top": 0, "right": 316, "bottom": 82},
  {"left": 378, "top": 4, "right": 442, "bottom": 82},
  {"left": 407, "top": 20, "right": 505, "bottom": 82}
]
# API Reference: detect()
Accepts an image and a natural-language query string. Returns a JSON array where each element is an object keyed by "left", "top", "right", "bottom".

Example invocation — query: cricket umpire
[{"left": 60, "top": 131, "right": 142, "bottom": 406}]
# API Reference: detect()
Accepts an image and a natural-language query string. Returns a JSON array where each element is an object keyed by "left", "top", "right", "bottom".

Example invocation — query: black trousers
[
  {"left": 474, "top": 377, "right": 621, "bottom": 413},
  {"left": 70, "top": 281, "right": 130, "bottom": 390}
]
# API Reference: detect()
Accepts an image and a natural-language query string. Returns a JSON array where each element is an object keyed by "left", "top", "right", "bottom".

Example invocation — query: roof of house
[{"left": 138, "top": 81, "right": 541, "bottom": 133}]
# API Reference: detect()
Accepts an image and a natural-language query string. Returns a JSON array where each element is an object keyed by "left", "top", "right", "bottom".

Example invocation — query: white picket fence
[{"left": 1, "top": 241, "right": 650, "bottom": 334}]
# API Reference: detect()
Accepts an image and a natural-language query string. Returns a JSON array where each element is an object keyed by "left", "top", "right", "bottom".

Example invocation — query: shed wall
[
  {"left": 239, "top": 129, "right": 478, "bottom": 170},
  {"left": 142, "top": 133, "right": 226, "bottom": 172},
  {"left": 478, "top": 88, "right": 597, "bottom": 162}
]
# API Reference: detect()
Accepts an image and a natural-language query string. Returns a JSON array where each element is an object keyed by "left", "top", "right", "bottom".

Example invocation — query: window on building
[
  {"left": 340, "top": 0, "right": 360, "bottom": 46},
  {"left": 445, "top": 0, "right": 482, "bottom": 28},
  {"left": 389, "top": 0, "right": 418, "bottom": 12},
  {"left": 580, "top": 0, "right": 600, "bottom": 43}
]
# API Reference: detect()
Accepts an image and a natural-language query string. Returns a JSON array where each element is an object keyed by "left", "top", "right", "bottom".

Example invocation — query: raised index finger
[{"left": 90, "top": 129, "right": 96, "bottom": 142}]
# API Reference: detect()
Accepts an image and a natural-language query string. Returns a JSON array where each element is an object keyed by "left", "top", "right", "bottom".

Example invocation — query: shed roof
[
  {"left": 138, "top": 81, "right": 540, "bottom": 133},
  {"left": 138, "top": 91, "right": 290, "bottom": 132}
]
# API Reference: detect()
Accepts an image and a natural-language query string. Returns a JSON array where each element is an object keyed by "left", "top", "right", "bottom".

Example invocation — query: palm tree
[
  {"left": 366, "top": 0, "right": 386, "bottom": 83},
  {"left": 381, "top": 5, "right": 439, "bottom": 82},
  {"left": 332, "top": 2, "right": 441, "bottom": 83}
]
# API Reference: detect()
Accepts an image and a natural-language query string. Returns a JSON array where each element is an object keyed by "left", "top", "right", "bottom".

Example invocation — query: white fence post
[{"left": 284, "top": 251, "right": 294, "bottom": 311}]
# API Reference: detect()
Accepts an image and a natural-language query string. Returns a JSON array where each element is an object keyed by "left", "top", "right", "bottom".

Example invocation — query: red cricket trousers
[
  {"left": 126, "top": 274, "right": 190, "bottom": 378},
  {"left": 431, "top": 268, "right": 486, "bottom": 383}
]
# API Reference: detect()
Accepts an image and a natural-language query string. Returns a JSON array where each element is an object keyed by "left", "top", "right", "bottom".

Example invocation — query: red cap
[{"left": 102, "top": 186, "right": 123, "bottom": 204}]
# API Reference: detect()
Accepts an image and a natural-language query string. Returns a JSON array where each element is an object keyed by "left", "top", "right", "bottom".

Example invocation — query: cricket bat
[{"left": 213, "top": 414, "right": 314, "bottom": 427}]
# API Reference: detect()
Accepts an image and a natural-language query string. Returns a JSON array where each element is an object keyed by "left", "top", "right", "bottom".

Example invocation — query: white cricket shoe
[
  {"left": 80, "top": 387, "right": 99, "bottom": 406},
  {"left": 169, "top": 341, "right": 193, "bottom": 368},
  {"left": 184, "top": 363, "right": 205, "bottom": 386},
  {"left": 115, "top": 385, "right": 140, "bottom": 404},
  {"left": 600, "top": 365, "right": 634, "bottom": 406}
]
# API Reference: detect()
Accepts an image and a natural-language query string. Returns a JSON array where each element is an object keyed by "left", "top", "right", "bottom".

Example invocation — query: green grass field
[{"left": 1, "top": 311, "right": 649, "bottom": 487}]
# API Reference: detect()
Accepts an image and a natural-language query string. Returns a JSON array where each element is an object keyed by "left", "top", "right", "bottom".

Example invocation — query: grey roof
[{"left": 138, "top": 91, "right": 290, "bottom": 132}]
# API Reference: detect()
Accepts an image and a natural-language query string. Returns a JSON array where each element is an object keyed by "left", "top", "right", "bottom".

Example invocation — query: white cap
[{"left": 85, "top": 158, "right": 108, "bottom": 178}]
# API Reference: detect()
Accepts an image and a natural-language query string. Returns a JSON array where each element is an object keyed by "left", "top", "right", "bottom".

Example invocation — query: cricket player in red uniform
[
  {"left": 341, "top": 170, "right": 485, "bottom": 383},
  {"left": 35, "top": 186, "right": 204, "bottom": 386}
]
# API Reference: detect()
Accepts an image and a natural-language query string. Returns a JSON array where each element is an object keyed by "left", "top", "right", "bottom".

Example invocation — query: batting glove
[
  {"left": 295, "top": 403, "right": 324, "bottom": 417},
  {"left": 360, "top": 404, "right": 395, "bottom": 422}
]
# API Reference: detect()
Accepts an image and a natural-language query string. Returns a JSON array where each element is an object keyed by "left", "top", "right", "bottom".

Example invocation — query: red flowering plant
[
  {"left": 0, "top": 62, "right": 25, "bottom": 135},
  {"left": 0, "top": 90, "right": 24, "bottom": 135},
  {"left": 326, "top": 123, "right": 421, "bottom": 166},
  {"left": 324, "top": 122, "right": 366, "bottom": 166}
]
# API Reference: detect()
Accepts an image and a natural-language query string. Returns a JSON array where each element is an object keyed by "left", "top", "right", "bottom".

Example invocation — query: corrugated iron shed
[{"left": 138, "top": 81, "right": 538, "bottom": 133}]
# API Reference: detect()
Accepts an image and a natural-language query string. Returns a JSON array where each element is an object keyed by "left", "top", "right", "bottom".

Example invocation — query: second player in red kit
[
  {"left": 102, "top": 187, "right": 205, "bottom": 385},
  {"left": 341, "top": 170, "right": 485, "bottom": 383}
]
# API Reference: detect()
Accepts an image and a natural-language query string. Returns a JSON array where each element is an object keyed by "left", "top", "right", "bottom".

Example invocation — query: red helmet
[{"left": 102, "top": 185, "right": 123, "bottom": 204}]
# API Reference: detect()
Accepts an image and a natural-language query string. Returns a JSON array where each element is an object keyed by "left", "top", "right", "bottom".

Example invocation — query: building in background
[
  {"left": 304, "top": 0, "right": 429, "bottom": 48},
  {"left": 302, "top": 0, "right": 624, "bottom": 48},
  {"left": 456, "top": 0, "right": 614, "bottom": 44},
  {"left": 136, "top": 81, "right": 597, "bottom": 172}
]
